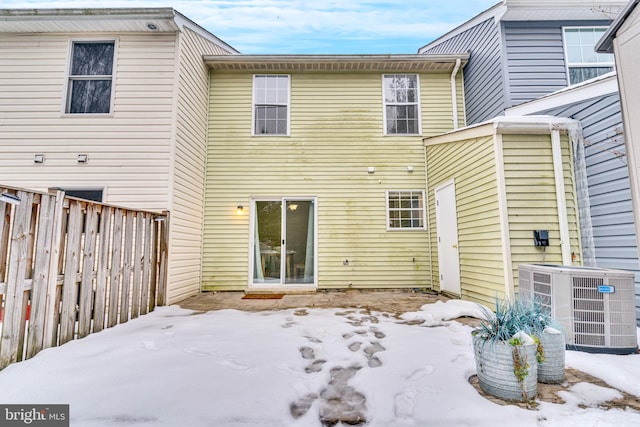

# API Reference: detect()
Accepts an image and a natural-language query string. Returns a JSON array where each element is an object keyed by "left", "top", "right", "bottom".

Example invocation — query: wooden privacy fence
[{"left": 0, "top": 185, "right": 169, "bottom": 370}]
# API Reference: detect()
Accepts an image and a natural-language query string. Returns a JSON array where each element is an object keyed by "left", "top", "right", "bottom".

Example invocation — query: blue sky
[{"left": 1, "top": 0, "right": 500, "bottom": 53}]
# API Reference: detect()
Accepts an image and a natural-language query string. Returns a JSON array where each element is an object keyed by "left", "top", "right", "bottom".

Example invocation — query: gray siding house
[
  {"left": 422, "top": 0, "right": 639, "bottom": 323},
  {"left": 420, "top": 0, "right": 626, "bottom": 124}
]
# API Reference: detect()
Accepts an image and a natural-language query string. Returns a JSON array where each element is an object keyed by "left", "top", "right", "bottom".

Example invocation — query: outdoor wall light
[
  {"left": 407, "top": 165, "right": 414, "bottom": 173},
  {"left": 368, "top": 167, "right": 375, "bottom": 174},
  {"left": 77, "top": 154, "right": 88, "bottom": 164},
  {"left": 0, "top": 192, "right": 21, "bottom": 205},
  {"left": 237, "top": 205, "right": 244, "bottom": 215},
  {"left": 34, "top": 154, "right": 45, "bottom": 164},
  {"left": 147, "top": 23, "right": 159, "bottom": 31}
]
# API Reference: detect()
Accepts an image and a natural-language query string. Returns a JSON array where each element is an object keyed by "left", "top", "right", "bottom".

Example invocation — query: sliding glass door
[{"left": 252, "top": 198, "right": 315, "bottom": 286}]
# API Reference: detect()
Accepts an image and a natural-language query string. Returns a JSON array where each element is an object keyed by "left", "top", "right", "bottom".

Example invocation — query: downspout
[
  {"left": 424, "top": 143, "right": 434, "bottom": 290},
  {"left": 551, "top": 128, "right": 572, "bottom": 265},
  {"left": 450, "top": 58, "right": 461, "bottom": 130}
]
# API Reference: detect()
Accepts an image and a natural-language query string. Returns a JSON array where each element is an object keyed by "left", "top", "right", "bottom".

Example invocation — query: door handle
[{"left": 452, "top": 244, "right": 458, "bottom": 249}]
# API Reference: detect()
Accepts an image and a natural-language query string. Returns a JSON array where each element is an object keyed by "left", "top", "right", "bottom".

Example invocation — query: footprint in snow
[
  {"left": 216, "top": 360, "right": 250, "bottom": 370},
  {"left": 290, "top": 393, "right": 319, "bottom": 418},
  {"left": 404, "top": 365, "right": 435, "bottom": 380},
  {"left": 348, "top": 342, "right": 362, "bottom": 352},
  {"left": 394, "top": 387, "right": 417, "bottom": 419},
  {"left": 143, "top": 341, "right": 159, "bottom": 351},
  {"left": 305, "top": 359, "right": 327, "bottom": 373},
  {"left": 300, "top": 346, "right": 315, "bottom": 360},
  {"left": 369, "top": 328, "right": 385, "bottom": 339},
  {"left": 305, "top": 336, "right": 323, "bottom": 343},
  {"left": 184, "top": 347, "right": 213, "bottom": 357}
]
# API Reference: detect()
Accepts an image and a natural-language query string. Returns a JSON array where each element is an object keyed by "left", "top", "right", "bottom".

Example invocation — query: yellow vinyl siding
[
  {"left": 0, "top": 32, "right": 175, "bottom": 210},
  {"left": 503, "top": 133, "right": 581, "bottom": 290},
  {"left": 203, "top": 71, "right": 460, "bottom": 290},
  {"left": 167, "top": 28, "right": 234, "bottom": 303},
  {"left": 426, "top": 136, "right": 505, "bottom": 306}
]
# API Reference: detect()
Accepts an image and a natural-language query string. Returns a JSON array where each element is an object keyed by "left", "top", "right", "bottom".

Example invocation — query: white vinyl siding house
[{"left": 0, "top": 8, "right": 238, "bottom": 304}]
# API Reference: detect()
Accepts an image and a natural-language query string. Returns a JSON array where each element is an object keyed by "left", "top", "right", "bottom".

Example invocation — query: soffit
[
  {"left": 204, "top": 54, "right": 470, "bottom": 72},
  {"left": 0, "top": 8, "right": 180, "bottom": 33}
]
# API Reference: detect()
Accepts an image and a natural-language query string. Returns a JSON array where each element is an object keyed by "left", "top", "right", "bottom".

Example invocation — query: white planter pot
[
  {"left": 537, "top": 329, "right": 565, "bottom": 384},
  {"left": 472, "top": 335, "right": 538, "bottom": 401}
]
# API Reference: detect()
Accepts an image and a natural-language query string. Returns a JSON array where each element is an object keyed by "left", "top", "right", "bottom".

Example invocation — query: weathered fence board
[
  {"left": 108, "top": 209, "right": 124, "bottom": 329},
  {"left": 0, "top": 191, "right": 33, "bottom": 366},
  {"left": 26, "top": 193, "right": 55, "bottom": 359},
  {"left": 0, "top": 185, "right": 169, "bottom": 370},
  {"left": 94, "top": 206, "right": 112, "bottom": 334},
  {"left": 78, "top": 203, "right": 99, "bottom": 339}
]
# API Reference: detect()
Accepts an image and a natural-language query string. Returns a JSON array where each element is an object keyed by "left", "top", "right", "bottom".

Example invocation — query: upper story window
[
  {"left": 253, "top": 74, "right": 290, "bottom": 135},
  {"left": 387, "top": 190, "right": 426, "bottom": 230},
  {"left": 383, "top": 74, "right": 421, "bottom": 135},
  {"left": 66, "top": 41, "right": 115, "bottom": 114},
  {"left": 563, "top": 27, "right": 614, "bottom": 85}
]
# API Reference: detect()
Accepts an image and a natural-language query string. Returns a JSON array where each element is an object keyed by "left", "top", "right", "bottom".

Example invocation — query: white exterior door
[{"left": 435, "top": 180, "right": 461, "bottom": 295}]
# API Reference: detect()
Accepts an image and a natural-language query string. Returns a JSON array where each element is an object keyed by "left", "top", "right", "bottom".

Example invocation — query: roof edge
[
  {"left": 596, "top": 0, "right": 640, "bottom": 53},
  {"left": 505, "top": 72, "right": 618, "bottom": 116},
  {"left": 0, "top": 8, "right": 176, "bottom": 19},
  {"left": 418, "top": 2, "right": 504, "bottom": 53},
  {"left": 424, "top": 115, "right": 580, "bottom": 146},
  {"left": 204, "top": 53, "right": 470, "bottom": 70}
]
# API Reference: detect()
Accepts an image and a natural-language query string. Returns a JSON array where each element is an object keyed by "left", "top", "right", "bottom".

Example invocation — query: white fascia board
[
  {"left": 505, "top": 73, "right": 618, "bottom": 116},
  {"left": 424, "top": 115, "right": 579, "bottom": 146}
]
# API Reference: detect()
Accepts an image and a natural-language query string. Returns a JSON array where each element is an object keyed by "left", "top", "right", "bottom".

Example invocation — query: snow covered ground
[{"left": 0, "top": 301, "right": 639, "bottom": 426}]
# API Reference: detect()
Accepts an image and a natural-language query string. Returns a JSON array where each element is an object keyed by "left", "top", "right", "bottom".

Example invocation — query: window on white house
[
  {"left": 387, "top": 190, "right": 425, "bottom": 230},
  {"left": 563, "top": 28, "right": 614, "bottom": 85},
  {"left": 383, "top": 74, "right": 420, "bottom": 135},
  {"left": 66, "top": 41, "right": 115, "bottom": 114},
  {"left": 253, "top": 74, "right": 290, "bottom": 135}
]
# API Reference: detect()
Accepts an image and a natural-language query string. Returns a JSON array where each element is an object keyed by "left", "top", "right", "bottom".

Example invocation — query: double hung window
[
  {"left": 253, "top": 74, "right": 290, "bottom": 135},
  {"left": 66, "top": 41, "right": 115, "bottom": 114},
  {"left": 383, "top": 74, "right": 420, "bottom": 135},
  {"left": 563, "top": 28, "right": 614, "bottom": 85}
]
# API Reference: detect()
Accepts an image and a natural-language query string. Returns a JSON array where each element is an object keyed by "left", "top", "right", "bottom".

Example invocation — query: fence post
[
  {"left": 0, "top": 191, "right": 34, "bottom": 369},
  {"left": 156, "top": 211, "right": 169, "bottom": 307}
]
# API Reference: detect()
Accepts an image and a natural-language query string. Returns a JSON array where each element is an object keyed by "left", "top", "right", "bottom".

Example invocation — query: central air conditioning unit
[{"left": 518, "top": 264, "right": 638, "bottom": 355}]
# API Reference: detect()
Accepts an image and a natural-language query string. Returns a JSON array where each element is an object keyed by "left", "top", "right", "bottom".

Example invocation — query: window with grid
[
  {"left": 563, "top": 28, "right": 614, "bottom": 85},
  {"left": 387, "top": 190, "right": 425, "bottom": 230},
  {"left": 253, "top": 74, "right": 289, "bottom": 135},
  {"left": 66, "top": 41, "right": 115, "bottom": 114},
  {"left": 383, "top": 74, "right": 420, "bottom": 135}
]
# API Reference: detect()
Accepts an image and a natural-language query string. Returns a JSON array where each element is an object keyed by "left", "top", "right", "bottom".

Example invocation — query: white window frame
[
  {"left": 252, "top": 74, "right": 291, "bottom": 136},
  {"left": 562, "top": 26, "right": 614, "bottom": 86},
  {"left": 63, "top": 39, "right": 118, "bottom": 115},
  {"left": 382, "top": 74, "right": 422, "bottom": 136},
  {"left": 386, "top": 190, "right": 426, "bottom": 231},
  {"left": 248, "top": 196, "right": 318, "bottom": 288}
]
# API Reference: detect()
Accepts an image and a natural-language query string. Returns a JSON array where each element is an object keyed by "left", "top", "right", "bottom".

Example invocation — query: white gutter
[
  {"left": 551, "top": 128, "right": 572, "bottom": 265},
  {"left": 451, "top": 58, "right": 461, "bottom": 130}
]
